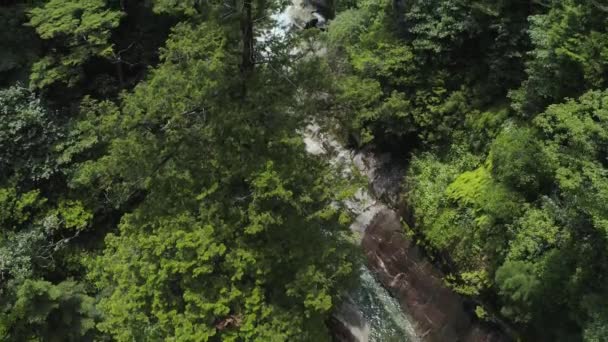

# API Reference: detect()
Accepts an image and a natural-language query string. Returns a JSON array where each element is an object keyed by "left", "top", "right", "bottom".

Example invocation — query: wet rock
[
  {"left": 305, "top": 0, "right": 334, "bottom": 19},
  {"left": 304, "top": 17, "right": 319, "bottom": 29},
  {"left": 352, "top": 148, "right": 406, "bottom": 207},
  {"left": 329, "top": 316, "right": 359, "bottom": 342},
  {"left": 331, "top": 299, "right": 371, "bottom": 342},
  {"left": 362, "top": 209, "right": 510, "bottom": 342},
  {"left": 303, "top": 124, "right": 507, "bottom": 341}
]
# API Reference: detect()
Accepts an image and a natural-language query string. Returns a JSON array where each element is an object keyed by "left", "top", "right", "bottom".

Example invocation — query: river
[
  {"left": 265, "top": 3, "right": 508, "bottom": 341},
  {"left": 304, "top": 124, "right": 419, "bottom": 342}
]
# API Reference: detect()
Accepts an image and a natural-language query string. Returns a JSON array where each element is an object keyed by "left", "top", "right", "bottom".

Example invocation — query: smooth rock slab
[{"left": 362, "top": 209, "right": 510, "bottom": 342}]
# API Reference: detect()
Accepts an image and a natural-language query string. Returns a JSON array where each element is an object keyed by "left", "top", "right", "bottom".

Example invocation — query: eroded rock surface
[
  {"left": 362, "top": 209, "right": 509, "bottom": 342},
  {"left": 303, "top": 124, "right": 509, "bottom": 341}
]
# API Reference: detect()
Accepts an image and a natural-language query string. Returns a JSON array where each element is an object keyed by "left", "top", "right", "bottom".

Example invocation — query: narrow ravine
[
  {"left": 270, "top": 2, "right": 509, "bottom": 341},
  {"left": 304, "top": 124, "right": 508, "bottom": 342},
  {"left": 304, "top": 124, "right": 419, "bottom": 342}
]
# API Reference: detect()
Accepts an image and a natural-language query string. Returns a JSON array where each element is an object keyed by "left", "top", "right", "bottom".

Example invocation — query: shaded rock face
[
  {"left": 362, "top": 209, "right": 510, "bottom": 342},
  {"left": 302, "top": 125, "right": 508, "bottom": 341},
  {"left": 330, "top": 300, "right": 370, "bottom": 342},
  {"left": 352, "top": 147, "right": 407, "bottom": 207},
  {"left": 301, "top": 125, "right": 508, "bottom": 341},
  {"left": 328, "top": 315, "right": 361, "bottom": 342},
  {"left": 305, "top": 0, "right": 334, "bottom": 19}
]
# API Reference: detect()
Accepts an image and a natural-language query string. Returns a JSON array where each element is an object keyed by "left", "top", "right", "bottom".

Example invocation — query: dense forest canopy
[
  {"left": 326, "top": 0, "right": 608, "bottom": 340},
  {"left": 1, "top": 0, "right": 607, "bottom": 341},
  {"left": 1, "top": 0, "right": 357, "bottom": 340}
]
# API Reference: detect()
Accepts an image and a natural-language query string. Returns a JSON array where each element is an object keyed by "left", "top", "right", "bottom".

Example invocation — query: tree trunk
[
  {"left": 240, "top": 0, "right": 254, "bottom": 76},
  {"left": 116, "top": 61, "right": 125, "bottom": 89}
]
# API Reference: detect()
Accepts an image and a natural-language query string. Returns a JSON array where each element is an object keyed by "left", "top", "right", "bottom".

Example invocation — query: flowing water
[
  {"left": 351, "top": 267, "right": 417, "bottom": 342},
  {"left": 304, "top": 124, "right": 418, "bottom": 342}
]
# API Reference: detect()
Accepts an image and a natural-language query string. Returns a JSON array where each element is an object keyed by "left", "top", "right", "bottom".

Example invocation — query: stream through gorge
[
  {"left": 268, "top": 3, "right": 509, "bottom": 341},
  {"left": 304, "top": 124, "right": 418, "bottom": 342},
  {"left": 270, "top": 2, "right": 421, "bottom": 340}
]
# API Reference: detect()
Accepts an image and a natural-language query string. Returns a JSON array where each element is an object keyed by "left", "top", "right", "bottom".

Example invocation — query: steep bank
[
  {"left": 275, "top": 1, "right": 511, "bottom": 339},
  {"left": 355, "top": 148, "right": 510, "bottom": 341},
  {"left": 304, "top": 125, "right": 509, "bottom": 341},
  {"left": 363, "top": 209, "right": 508, "bottom": 342},
  {"left": 305, "top": 125, "right": 419, "bottom": 342}
]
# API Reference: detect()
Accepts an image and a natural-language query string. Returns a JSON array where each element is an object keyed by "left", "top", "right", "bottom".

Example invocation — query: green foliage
[
  {"left": 406, "top": 88, "right": 608, "bottom": 337},
  {"left": 326, "top": 0, "right": 529, "bottom": 147},
  {"left": 511, "top": 0, "right": 608, "bottom": 115},
  {"left": 406, "top": 150, "right": 489, "bottom": 268},
  {"left": 506, "top": 206, "right": 564, "bottom": 262},
  {"left": 447, "top": 165, "right": 521, "bottom": 226},
  {"left": 0, "top": 4, "right": 360, "bottom": 338},
  {"left": 489, "top": 125, "right": 548, "bottom": 195},
  {"left": 400, "top": 0, "right": 530, "bottom": 94},
  {"left": 327, "top": 3, "right": 473, "bottom": 145},
  {"left": 475, "top": 305, "right": 489, "bottom": 321},
  {"left": 28, "top": 0, "right": 123, "bottom": 88},
  {"left": 442, "top": 165, "right": 522, "bottom": 267},
  {"left": 4, "top": 0, "right": 608, "bottom": 339},
  {"left": 0, "top": 4, "right": 41, "bottom": 86},
  {"left": 0, "top": 82, "right": 97, "bottom": 342},
  {"left": 400, "top": 0, "right": 478, "bottom": 54},
  {"left": 71, "top": 22, "right": 234, "bottom": 207},
  {"left": 405, "top": 150, "right": 480, "bottom": 234},
  {"left": 69, "top": 16, "right": 357, "bottom": 341},
  {"left": 152, "top": 0, "right": 207, "bottom": 16},
  {"left": 0, "top": 86, "right": 61, "bottom": 183},
  {"left": 447, "top": 270, "right": 491, "bottom": 297},
  {"left": 0, "top": 185, "right": 92, "bottom": 280},
  {"left": 533, "top": 90, "right": 608, "bottom": 233},
  {"left": 495, "top": 260, "right": 540, "bottom": 323},
  {"left": 461, "top": 105, "right": 510, "bottom": 152},
  {"left": 335, "top": 0, "right": 606, "bottom": 336},
  {"left": 326, "top": 8, "right": 370, "bottom": 47},
  {"left": 89, "top": 159, "right": 355, "bottom": 340},
  {"left": 583, "top": 296, "right": 608, "bottom": 342},
  {"left": 0, "top": 184, "right": 95, "bottom": 341},
  {"left": 0, "top": 187, "right": 47, "bottom": 280},
  {"left": 0, "top": 280, "right": 98, "bottom": 342}
]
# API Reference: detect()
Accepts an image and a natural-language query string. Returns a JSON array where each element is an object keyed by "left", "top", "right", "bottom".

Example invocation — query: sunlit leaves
[{"left": 28, "top": 0, "right": 123, "bottom": 88}]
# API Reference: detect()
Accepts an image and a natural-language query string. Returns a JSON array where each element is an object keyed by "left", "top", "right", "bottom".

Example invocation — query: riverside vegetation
[{"left": 1, "top": 0, "right": 607, "bottom": 341}]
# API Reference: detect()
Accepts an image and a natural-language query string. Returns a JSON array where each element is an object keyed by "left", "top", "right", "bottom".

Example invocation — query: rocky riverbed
[
  {"left": 304, "top": 124, "right": 509, "bottom": 342},
  {"left": 270, "top": 0, "right": 511, "bottom": 339},
  {"left": 363, "top": 209, "right": 509, "bottom": 342}
]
